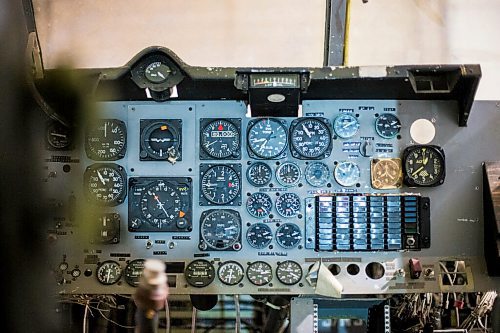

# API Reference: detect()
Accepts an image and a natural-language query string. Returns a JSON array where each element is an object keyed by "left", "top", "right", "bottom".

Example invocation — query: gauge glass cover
[
  {"left": 86, "top": 119, "right": 126, "bottom": 161},
  {"left": 200, "top": 210, "right": 241, "bottom": 250},
  {"left": 276, "top": 162, "right": 301, "bottom": 187},
  {"left": 247, "top": 118, "right": 288, "bottom": 159},
  {"left": 276, "top": 261, "right": 303, "bottom": 285},
  {"left": 201, "top": 165, "right": 241, "bottom": 205},
  {"left": 333, "top": 114, "right": 360, "bottom": 139},
  {"left": 246, "top": 261, "right": 273, "bottom": 286},
  {"left": 201, "top": 119, "right": 240, "bottom": 159},
  {"left": 246, "top": 162, "right": 272, "bottom": 187},
  {"left": 375, "top": 113, "right": 401, "bottom": 139},
  {"left": 246, "top": 192, "right": 273, "bottom": 218},
  {"left": 275, "top": 192, "right": 301, "bottom": 218},
  {"left": 334, "top": 161, "right": 361, "bottom": 187},
  {"left": 276, "top": 223, "right": 302, "bottom": 249},
  {"left": 304, "top": 162, "right": 330, "bottom": 187},
  {"left": 403, "top": 145, "right": 445, "bottom": 186},
  {"left": 246, "top": 223, "right": 273, "bottom": 249},
  {"left": 290, "top": 118, "right": 332, "bottom": 158},
  {"left": 84, "top": 164, "right": 127, "bottom": 206},
  {"left": 217, "top": 261, "right": 244, "bottom": 285}
]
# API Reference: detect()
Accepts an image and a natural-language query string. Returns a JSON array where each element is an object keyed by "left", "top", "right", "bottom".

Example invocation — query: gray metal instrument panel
[{"left": 44, "top": 99, "right": 500, "bottom": 295}]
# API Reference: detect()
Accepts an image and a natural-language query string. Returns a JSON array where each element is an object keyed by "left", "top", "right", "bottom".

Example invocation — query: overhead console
[{"left": 39, "top": 47, "right": 499, "bottom": 296}]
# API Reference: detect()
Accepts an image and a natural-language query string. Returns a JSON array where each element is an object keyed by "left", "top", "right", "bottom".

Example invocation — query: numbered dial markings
[
  {"left": 140, "top": 120, "right": 181, "bottom": 161},
  {"left": 290, "top": 118, "right": 332, "bottom": 158},
  {"left": 218, "top": 261, "right": 245, "bottom": 286},
  {"left": 333, "top": 114, "right": 360, "bottom": 139},
  {"left": 84, "top": 164, "right": 127, "bottom": 206},
  {"left": 200, "top": 210, "right": 241, "bottom": 251},
  {"left": 86, "top": 119, "right": 126, "bottom": 160},
  {"left": 247, "top": 261, "right": 273, "bottom": 286},
  {"left": 403, "top": 145, "right": 445, "bottom": 186},
  {"left": 185, "top": 260, "right": 215, "bottom": 288},
  {"left": 124, "top": 259, "right": 145, "bottom": 287},
  {"left": 145, "top": 61, "right": 171, "bottom": 84},
  {"left": 371, "top": 158, "right": 403, "bottom": 189},
  {"left": 276, "top": 223, "right": 302, "bottom": 249},
  {"left": 246, "top": 162, "right": 272, "bottom": 187},
  {"left": 305, "top": 162, "right": 330, "bottom": 187},
  {"left": 375, "top": 113, "right": 401, "bottom": 139},
  {"left": 334, "top": 161, "right": 361, "bottom": 187},
  {"left": 246, "top": 192, "right": 273, "bottom": 218},
  {"left": 46, "top": 121, "right": 72, "bottom": 150},
  {"left": 201, "top": 119, "right": 240, "bottom": 159},
  {"left": 247, "top": 118, "right": 288, "bottom": 159},
  {"left": 276, "top": 162, "right": 301, "bottom": 187},
  {"left": 96, "top": 260, "right": 122, "bottom": 285},
  {"left": 275, "top": 193, "right": 301, "bottom": 218},
  {"left": 246, "top": 223, "right": 273, "bottom": 249},
  {"left": 200, "top": 165, "right": 241, "bottom": 205},
  {"left": 276, "top": 261, "right": 303, "bottom": 285}
]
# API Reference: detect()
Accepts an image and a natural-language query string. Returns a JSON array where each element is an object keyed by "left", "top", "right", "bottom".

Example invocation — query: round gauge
[
  {"left": 46, "top": 121, "right": 72, "bottom": 150},
  {"left": 201, "top": 119, "right": 240, "bottom": 159},
  {"left": 144, "top": 61, "right": 172, "bottom": 84},
  {"left": 247, "top": 118, "right": 288, "bottom": 159},
  {"left": 246, "top": 192, "right": 273, "bottom": 218},
  {"left": 276, "top": 162, "right": 302, "bottom": 187},
  {"left": 185, "top": 259, "right": 215, "bottom": 288},
  {"left": 201, "top": 165, "right": 241, "bottom": 205},
  {"left": 276, "top": 261, "right": 303, "bottom": 285},
  {"left": 140, "top": 121, "right": 181, "bottom": 160},
  {"left": 246, "top": 162, "right": 272, "bottom": 187},
  {"left": 140, "top": 180, "right": 183, "bottom": 229},
  {"left": 305, "top": 162, "right": 330, "bottom": 187},
  {"left": 84, "top": 163, "right": 127, "bottom": 206},
  {"left": 124, "top": 259, "right": 146, "bottom": 287},
  {"left": 375, "top": 113, "right": 401, "bottom": 139},
  {"left": 247, "top": 261, "right": 273, "bottom": 286},
  {"left": 217, "top": 261, "right": 244, "bottom": 286},
  {"left": 334, "top": 161, "right": 361, "bottom": 187},
  {"left": 246, "top": 223, "right": 273, "bottom": 249},
  {"left": 371, "top": 158, "right": 402, "bottom": 189},
  {"left": 333, "top": 114, "right": 360, "bottom": 139},
  {"left": 200, "top": 210, "right": 241, "bottom": 250},
  {"left": 403, "top": 145, "right": 445, "bottom": 186},
  {"left": 96, "top": 260, "right": 122, "bottom": 285},
  {"left": 290, "top": 118, "right": 332, "bottom": 158},
  {"left": 275, "top": 193, "right": 301, "bottom": 218},
  {"left": 86, "top": 119, "right": 127, "bottom": 161},
  {"left": 276, "top": 223, "right": 302, "bottom": 249}
]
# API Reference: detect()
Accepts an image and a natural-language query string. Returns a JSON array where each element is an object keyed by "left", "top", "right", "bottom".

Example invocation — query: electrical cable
[
  {"left": 83, "top": 301, "right": 89, "bottom": 333},
  {"left": 234, "top": 295, "right": 241, "bottom": 333},
  {"left": 191, "top": 307, "right": 197, "bottom": 333},
  {"left": 165, "top": 299, "right": 170, "bottom": 333}
]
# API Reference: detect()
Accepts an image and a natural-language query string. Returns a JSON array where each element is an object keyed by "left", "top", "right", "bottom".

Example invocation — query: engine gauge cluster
[{"left": 128, "top": 177, "right": 192, "bottom": 232}]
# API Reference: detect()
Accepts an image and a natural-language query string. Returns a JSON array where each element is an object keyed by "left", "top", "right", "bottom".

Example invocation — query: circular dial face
[
  {"left": 305, "top": 162, "right": 330, "bottom": 187},
  {"left": 86, "top": 119, "right": 126, "bottom": 160},
  {"left": 403, "top": 146, "right": 445, "bottom": 186},
  {"left": 275, "top": 193, "right": 301, "bottom": 218},
  {"left": 371, "top": 159, "right": 402, "bottom": 189},
  {"left": 246, "top": 192, "right": 273, "bottom": 218},
  {"left": 201, "top": 165, "right": 241, "bottom": 205},
  {"left": 276, "top": 261, "right": 303, "bottom": 285},
  {"left": 246, "top": 223, "right": 273, "bottom": 249},
  {"left": 217, "top": 261, "right": 244, "bottom": 286},
  {"left": 46, "top": 121, "right": 72, "bottom": 149},
  {"left": 290, "top": 118, "right": 332, "bottom": 158},
  {"left": 145, "top": 61, "right": 172, "bottom": 83},
  {"left": 276, "top": 223, "right": 302, "bottom": 249},
  {"left": 185, "top": 260, "right": 215, "bottom": 288},
  {"left": 84, "top": 164, "right": 127, "bottom": 206},
  {"left": 247, "top": 261, "right": 273, "bottom": 286},
  {"left": 140, "top": 180, "right": 182, "bottom": 229},
  {"left": 375, "top": 113, "right": 401, "bottom": 139},
  {"left": 333, "top": 114, "right": 360, "bottom": 139},
  {"left": 200, "top": 210, "right": 241, "bottom": 250},
  {"left": 124, "top": 259, "right": 145, "bottom": 287},
  {"left": 276, "top": 162, "right": 302, "bottom": 187},
  {"left": 141, "top": 121, "right": 180, "bottom": 160},
  {"left": 247, "top": 118, "right": 288, "bottom": 159},
  {"left": 96, "top": 260, "right": 122, "bottom": 285},
  {"left": 201, "top": 119, "right": 240, "bottom": 159},
  {"left": 334, "top": 161, "right": 361, "bottom": 187},
  {"left": 246, "top": 163, "right": 272, "bottom": 187}
]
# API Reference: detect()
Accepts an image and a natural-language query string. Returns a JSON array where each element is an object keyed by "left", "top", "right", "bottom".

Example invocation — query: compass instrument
[{"left": 403, "top": 145, "right": 445, "bottom": 187}]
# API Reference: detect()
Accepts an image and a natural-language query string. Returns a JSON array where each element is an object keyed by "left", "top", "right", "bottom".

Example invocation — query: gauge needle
[
  {"left": 158, "top": 71, "right": 165, "bottom": 79},
  {"left": 106, "top": 269, "right": 111, "bottom": 283},
  {"left": 104, "top": 122, "right": 107, "bottom": 138},
  {"left": 50, "top": 132, "right": 67, "bottom": 138},
  {"left": 97, "top": 171, "right": 106, "bottom": 185},
  {"left": 205, "top": 140, "right": 218, "bottom": 148},
  {"left": 302, "top": 124, "right": 312, "bottom": 138},
  {"left": 412, "top": 166, "right": 425, "bottom": 176},
  {"left": 154, "top": 195, "right": 169, "bottom": 216},
  {"left": 343, "top": 121, "right": 356, "bottom": 129}
]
